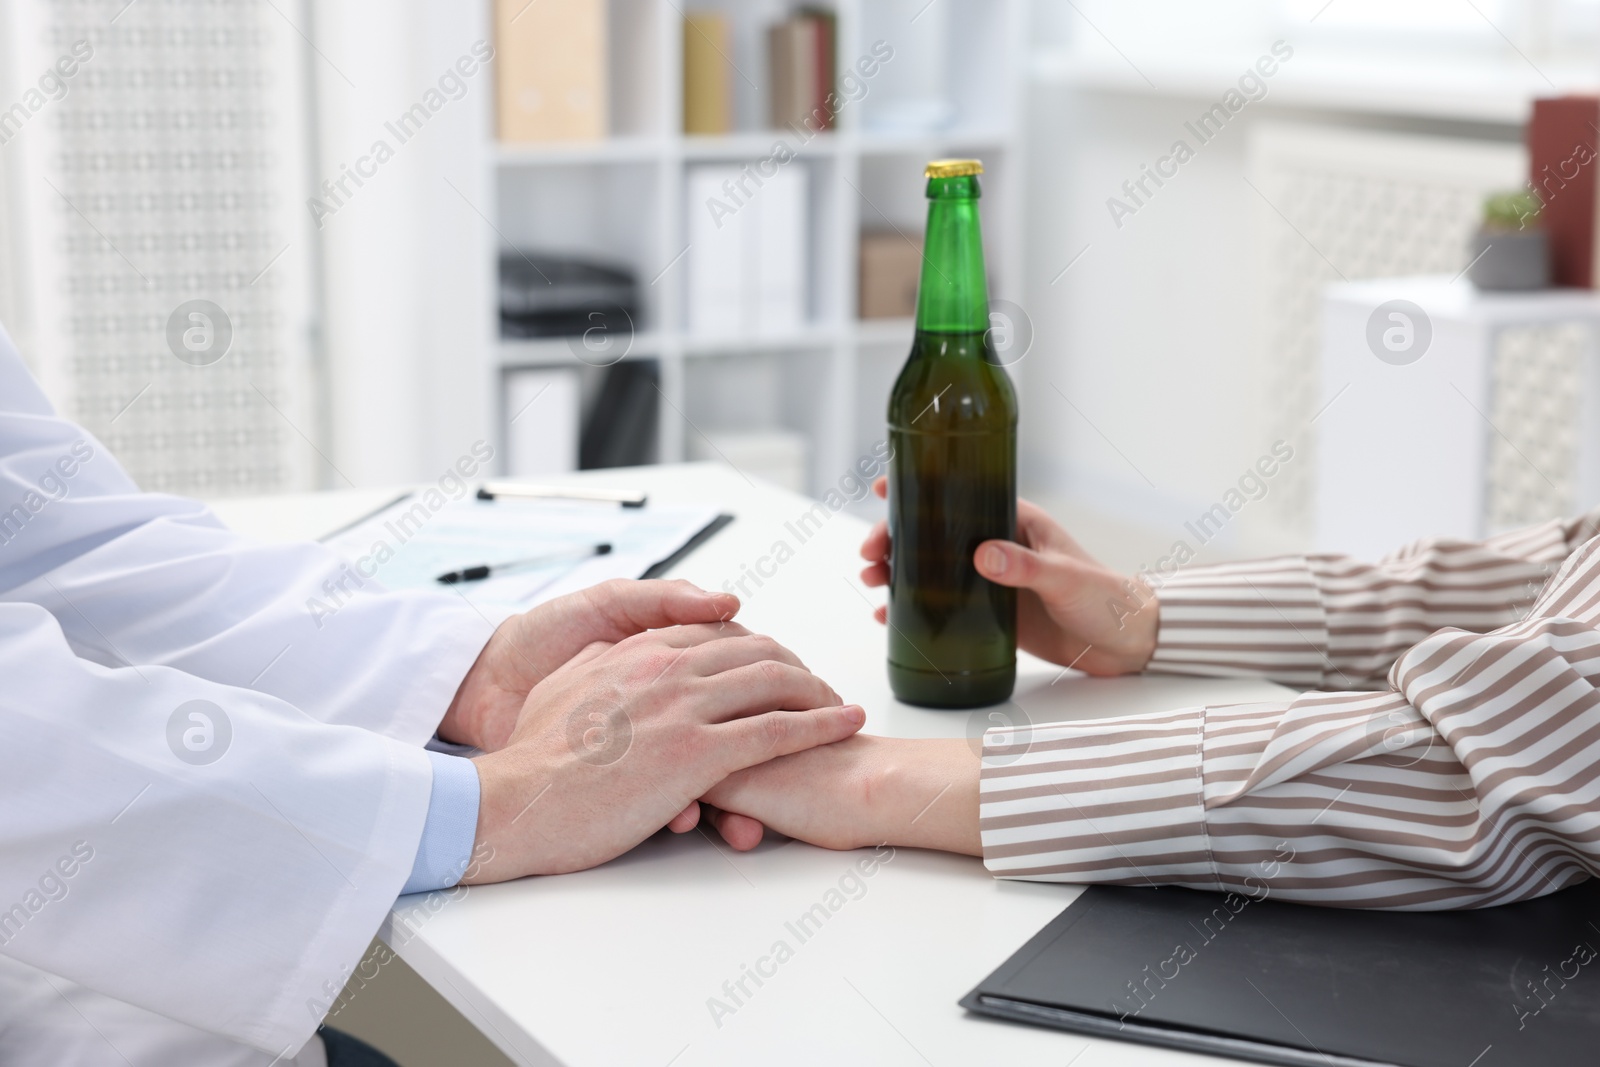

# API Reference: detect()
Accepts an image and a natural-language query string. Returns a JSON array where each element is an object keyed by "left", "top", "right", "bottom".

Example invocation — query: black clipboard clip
[{"left": 476, "top": 482, "right": 647, "bottom": 508}]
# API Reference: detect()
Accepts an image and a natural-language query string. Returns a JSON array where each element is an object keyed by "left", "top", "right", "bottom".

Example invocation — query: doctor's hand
[
  {"left": 439, "top": 579, "right": 741, "bottom": 751},
  {"left": 462, "top": 622, "right": 864, "bottom": 881},
  {"left": 858, "top": 477, "right": 1158, "bottom": 676}
]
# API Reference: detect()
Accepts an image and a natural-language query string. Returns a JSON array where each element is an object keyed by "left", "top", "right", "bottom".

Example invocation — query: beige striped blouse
[{"left": 979, "top": 509, "right": 1600, "bottom": 908}]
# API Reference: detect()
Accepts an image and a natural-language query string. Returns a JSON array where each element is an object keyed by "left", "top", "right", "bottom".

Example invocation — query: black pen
[{"left": 436, "top": 543, "right": 612, "bottom": 584}]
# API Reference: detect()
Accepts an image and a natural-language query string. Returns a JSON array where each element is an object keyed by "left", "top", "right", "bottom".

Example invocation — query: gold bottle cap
[{"left": 924, "top": 159, "right": 983, "bottom": 178}]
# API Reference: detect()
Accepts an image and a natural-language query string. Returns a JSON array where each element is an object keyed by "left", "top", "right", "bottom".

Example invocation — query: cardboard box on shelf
[
  {"left": 495, "top": 0, "right": 607, "bottom": 142},
  {"left": 858, "top": 231, "right": 922, "bottom": 319}
]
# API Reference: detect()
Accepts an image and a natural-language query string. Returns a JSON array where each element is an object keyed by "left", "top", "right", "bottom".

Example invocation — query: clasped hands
[
  {"left": 441, "top": 577, "right": 863, "bottom": 883},
  {"left": 446, "top": 478, "right": 1162, "bottom": 883}
]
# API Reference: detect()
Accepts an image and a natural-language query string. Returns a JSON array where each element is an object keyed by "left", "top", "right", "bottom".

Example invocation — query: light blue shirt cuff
[{"left": 401, "top": 751, "right": 481, "bottom": 895}]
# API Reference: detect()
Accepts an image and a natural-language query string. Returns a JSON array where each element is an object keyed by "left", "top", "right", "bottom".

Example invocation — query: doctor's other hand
[
  {"left": 858, "top": 477, "right": 1158, "bottom": 676},
  {"left": 702, "top": 734, "right": 982, "bottom": 857},
  {"left": 462, "top": 623, "right": 863, "bottom": 881},
  {"left": 440, "top": 578, "right": 741, "bottom": 751}
]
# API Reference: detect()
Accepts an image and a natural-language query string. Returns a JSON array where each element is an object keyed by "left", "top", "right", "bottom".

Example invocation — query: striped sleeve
[
  {"left": 980, "top": 535, "right": 1600, "bottom": 909},
  {"left": 1147, "top": 508, "right": 1600, "bottom": 689}
]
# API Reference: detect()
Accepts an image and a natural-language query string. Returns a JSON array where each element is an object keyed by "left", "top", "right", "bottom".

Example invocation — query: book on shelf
[
  {"left": 686, "top": 166, "right": 743, "bottom": 335},
  {"left": 683, "top": 12, "right": 733, "bottom": 135},
  {"left": 1528, "top": 95, "right": 1600, "bottom": 288},
  {"left": 756, "top": 164, "right": 807, "bottom": 332},
  {"left": 494, "top": 0, "right": 607, "bottom": 142},
  {"left": 505, "top": 368, "right": 581, "bottom": 476},
  {"left": 686, "top": 163, "right": 809, "bottom": 337},
  {"left": 767, "top": 9, "right": 835, "bottom": 133}
]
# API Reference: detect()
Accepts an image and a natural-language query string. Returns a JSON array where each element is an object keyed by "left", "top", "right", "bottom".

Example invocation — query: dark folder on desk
[{"left": 962, "top": 881, "right": 1600, "bottom": 1067}]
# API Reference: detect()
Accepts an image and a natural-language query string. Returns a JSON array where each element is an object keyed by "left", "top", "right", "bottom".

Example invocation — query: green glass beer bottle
[{"left": 885, "top": 159, "right": 1018, "bottom": 708}]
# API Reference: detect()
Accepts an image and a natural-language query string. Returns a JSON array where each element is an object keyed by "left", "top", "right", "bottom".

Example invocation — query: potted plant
[{"left": 1467, "top": 190, "right": 1549, "bottom": 291}]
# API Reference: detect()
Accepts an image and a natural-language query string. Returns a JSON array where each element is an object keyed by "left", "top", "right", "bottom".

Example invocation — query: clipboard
[
  {"left": 642, "top": 512, "right": 734, "bottom": 578},
  {"left": 318, "top": 489, "right": 733, "bottom": 607}
]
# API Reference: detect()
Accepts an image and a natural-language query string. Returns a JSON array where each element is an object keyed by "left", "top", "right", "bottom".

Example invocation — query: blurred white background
[{"left": 1, "top": 0, "right": 1596, "bottom": 570}]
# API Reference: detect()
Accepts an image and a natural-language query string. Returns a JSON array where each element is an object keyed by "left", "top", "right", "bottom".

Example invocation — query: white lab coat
[
  {"left": 0, "top": 952, "right": 329, "bottom": 1066},
  {"left": 0, "top": 326, "right": 495, "bottom": 1063}
]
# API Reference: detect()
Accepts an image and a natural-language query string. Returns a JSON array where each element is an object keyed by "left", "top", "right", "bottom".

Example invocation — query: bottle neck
[{"left": 914, "top": 177, "right": 990, "bottom": 336}]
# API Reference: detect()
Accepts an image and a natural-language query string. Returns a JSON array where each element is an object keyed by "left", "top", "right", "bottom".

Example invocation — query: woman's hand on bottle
[{"left": 859, "top": 477, "right": 1158, "bottom": 676}]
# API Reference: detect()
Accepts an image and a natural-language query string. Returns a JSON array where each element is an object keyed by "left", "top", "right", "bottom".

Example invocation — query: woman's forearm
[
  {"left": 866, "top": 738, "right": 983, "bottom": 856},
  {"left": 704, "top": 735, "right": 983, "bottom": 856}
]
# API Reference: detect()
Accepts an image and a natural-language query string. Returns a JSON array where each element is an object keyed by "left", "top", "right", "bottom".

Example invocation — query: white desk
[{"left": 216, "top": 464, "right": 1293, "bottom": 1067}]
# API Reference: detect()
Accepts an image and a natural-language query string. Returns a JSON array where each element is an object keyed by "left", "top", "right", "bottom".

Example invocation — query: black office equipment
[
  {"left": 580, "top": 361, "right": 658, "bottom": 470},
  {"left": 498, "top": 251, "right": 638, "bottom": 339},
  {"left": 962, "top": 881, "right": 1600, "bottom": 1067}
]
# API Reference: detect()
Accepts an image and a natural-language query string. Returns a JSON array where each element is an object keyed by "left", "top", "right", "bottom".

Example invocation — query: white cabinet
[{"left": 1316, "top": 276, "right": 1600, "bottom": 559}]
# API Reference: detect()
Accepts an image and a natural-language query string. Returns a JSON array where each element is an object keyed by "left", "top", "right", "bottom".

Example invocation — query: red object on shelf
[
  {"left": 1528, "top": 95, "right": 1600, "bottom": 288},
  {"left": 809, "top": 8, "right": 836, "bottom": 131}
]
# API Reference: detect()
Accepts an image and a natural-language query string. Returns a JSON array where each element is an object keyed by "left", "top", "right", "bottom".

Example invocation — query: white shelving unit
[{"left": 491, "top": 0, "right": 1027, "bottom": 494}]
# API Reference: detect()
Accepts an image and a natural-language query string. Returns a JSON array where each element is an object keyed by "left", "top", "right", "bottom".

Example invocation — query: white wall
[
  {"left": 310, "top": 0, "right": 496, "bottom": 489},
  {"left": 1018, "top": 83, "right": 1270, "bottom": 549},
  {"left": 1017, "top": 81, "right": 1539, "bottom": 559},
  {"left": 1012, "top": 0, "right": 1598, "bottom": 560}
]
